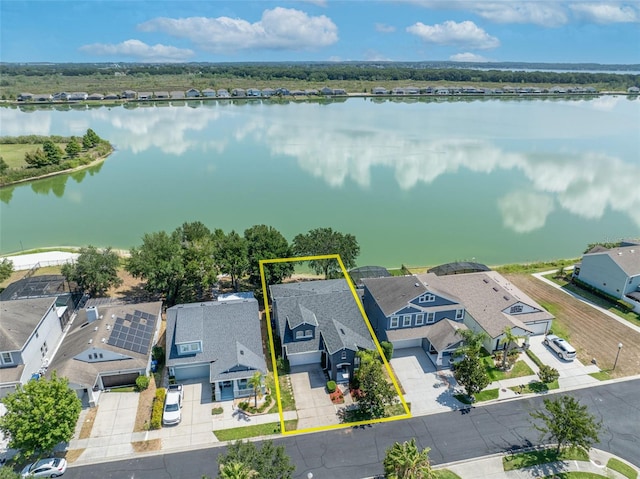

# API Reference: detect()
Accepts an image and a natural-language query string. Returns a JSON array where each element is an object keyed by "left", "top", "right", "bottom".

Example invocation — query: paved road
[{"left": 65, "top": 379, "right": 640, "bottom": 479}]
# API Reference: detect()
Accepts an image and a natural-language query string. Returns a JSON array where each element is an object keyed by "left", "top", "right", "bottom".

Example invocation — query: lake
[{"left": 1, "top": 95, "right": 639, "bottom": 268}]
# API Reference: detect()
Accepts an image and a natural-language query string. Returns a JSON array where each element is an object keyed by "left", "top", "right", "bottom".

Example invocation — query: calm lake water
[{"left": 1, "top": 96, "right": 639, "bottom": 268}]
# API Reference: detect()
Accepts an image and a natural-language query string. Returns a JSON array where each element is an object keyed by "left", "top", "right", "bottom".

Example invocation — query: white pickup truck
[{"left": 163, "top": 384, "right": 184, "bottom": 426}]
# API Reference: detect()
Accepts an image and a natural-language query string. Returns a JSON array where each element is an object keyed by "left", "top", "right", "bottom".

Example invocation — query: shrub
[
  {"left": 326, "top": 380, "right": 337, "bottom": 393},
  {"left": 150, "top": 388, "right": 166, "bottom": 429},
  {"left": 237, "top": 401, "right": 249, "bottom": 411},
  {"left": 380, "top": 341, "right": 394, "bottom": 361},
  {"left": 538, "top": 365, "right": 560, "bottom": 384},
  {"left": 152, "top": 346, "right": 165, "bottom": 363},
  {"left": 135, "top": 375, "right": 150, "bottom": 391},
  {"left": 211, "top": 407, "right": 224, "bottom": 415},
  {"left": 526, "top": 349, "right": 545, "bottom": 369}
]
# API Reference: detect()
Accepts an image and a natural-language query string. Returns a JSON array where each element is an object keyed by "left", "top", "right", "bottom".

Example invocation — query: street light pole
[{"left": 613, "top": 343, "right": 623, "bottom": 370}]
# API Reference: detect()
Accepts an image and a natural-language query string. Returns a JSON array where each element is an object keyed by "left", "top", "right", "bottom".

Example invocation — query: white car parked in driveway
[
  {"left": 20, "top": 457, "right": 67, "bottom": 477},
  {"left": 543, "top": 334, "right": 576, "bottom": 361},
  {"left": 163, "top": 384, "right": 184, "bottom": 426}
]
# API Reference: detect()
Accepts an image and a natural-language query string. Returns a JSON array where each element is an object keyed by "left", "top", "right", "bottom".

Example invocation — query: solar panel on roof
[
  {"left": 115, "top": 317, "right": 124, "bottom": 325},
  {"left": 124, "top": 341, "right": 134, "bottom": 350}
]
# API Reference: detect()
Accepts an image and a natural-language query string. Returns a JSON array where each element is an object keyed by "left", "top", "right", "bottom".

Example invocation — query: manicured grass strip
[
  {"left": 475, "top": 388, "right": 499, "bottom": 402},
  {"left": 482, "top": 357, "right": 534, "bottom": 381},
  {"left": 494, "top": 259, "right": 578, "bottom": 275},
  {"left": 109, "top": 386, "right": 135, "bottom": 392},
  {"left": 267, "top": 373, "right": 296, "bottom": 414},
  {"left": 546, "top": 473, "right": 608, "bottom": 478},
  {"left": 433, "top": 470, "right": 462, "bottom": 479},
  {"left": 526, "top": 349, "right": 545, "bottom": 369},
  {"left": 503, "top": 447, "right": 589, "bottom": 471},
  {"left": 509, "top": 380, "right": 559, "bottom": 395},
  {"left": 589, "top": 371, "right": 612, "bottom": 381},
  {"left": 607, "top": 458, "right": 638, "bottom": 479},
  {"left": 213, "top": 420, "right": 297, "bottom": 441}
]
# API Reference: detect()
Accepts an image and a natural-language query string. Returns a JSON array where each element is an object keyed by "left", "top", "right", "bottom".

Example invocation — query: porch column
[{"left": 214, "top": 382, "right": 221, "bottom": 401}]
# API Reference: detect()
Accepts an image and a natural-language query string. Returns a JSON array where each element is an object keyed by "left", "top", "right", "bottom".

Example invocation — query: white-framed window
[
  {"left": 419, "top": 293, "right": 435, "bottom": 303},
  {"left": 510, "top": 305, "right": 523, "bottom": 314},
  {"left": 403, "top": 315, "right": 412, "bottom": 327},
  {"left": 295, "top": 330, "right": 304, "bottom": 339},
  {"left": 178, "top": 341, "right": 202, "bottom": 355},
  {"left": 304, "top": 329, "right": 313, "bottom": 338},
  {"left": 390, "top": 316, "right": 399, "bottom": 328},
  {"left": 455, "top": 309, "right": 464, "bottom": 320},
  {"left": 341, "top": 350, "right": 347, "bottom": 360},
  {"left": 426, "top": 312, "right": 435, "bottom": 323},
  {"left": 416, "top": 313, "right": 424, "bottom": 325},
  {"left": 1, "top": 352, "right": 12, "bottom": 364}
]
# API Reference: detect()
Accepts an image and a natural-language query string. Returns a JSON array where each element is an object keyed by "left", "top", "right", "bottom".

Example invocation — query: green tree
[
  {"left": 452, "top": 355, "right": 490, "bottom": 401},
  {"left": 383, "top": 438, "right": 434, "bottom": 479},
  {"left": 215, "top": 230, "right": 249, "bottom": 292},
  {"left": 0, "top": 372, "right": 81, "bottom": 459},
  {"left": 23, "top": 148, "right": 48, "bottom": 167},
  {"left": 530, "top": 395, "right": 602, "bottom": 454},
  {"left": 380, "top": 341, "right": 394, "bottom": 361},
  {"left": 65, "top": 136, "right": 82, "bottom": 158},
  {"left": 355, "top": 354, "right": 397, "bottom": 419},
  {"left": 538, "top": 365, "right": 560, "bottom": 384},
  {"left": 453, "top": 329, "right": 487, "bottom": 358},
  {"left": 61, "top": 245, "right": 123, "bottom": 296},
  {"left": 217, "top": 440, "right": 295, "bottom": 479},
  {"left": 248, "top": 371, "right": 263, "bottom": 408},
  {"left": 292, "top": 227, "right": 360, "bottom": 278},
  {"left": 42, "top": 140, "right": 62, "bottom": 165},
  {"left": 127, "top": 230, "right": 185, "bottom": 305},
  {"left": 82, "top": 128, "right": 101, "bottom": 149},
  {"left": 0, "top": 466, "right": 21, "bottom": 479},
  {"left": 219, "top": 462, "right": 258, "bottom": 479},
  {"left": 175, "top": 221, "right": 219, "bottom": 302},
  {"left": 244, "top": 224, "right": 293, "bottom": 286},
  {"left": 0, "top": 157, "right": 8, "bottom": 174},
  {"left": 498, "top": 327, "right": 525, "bottom": 370},
  {"left": 0, "top": 257, "right": 14, "bottom": 283}
]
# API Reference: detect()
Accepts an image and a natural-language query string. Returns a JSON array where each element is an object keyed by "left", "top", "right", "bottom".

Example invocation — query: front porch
[{"left": 213, "top": 377, "right": 265, "bottom": 401}]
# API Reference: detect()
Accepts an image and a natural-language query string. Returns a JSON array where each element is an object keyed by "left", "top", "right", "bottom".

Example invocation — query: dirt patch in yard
[
  {"left": 131, "top": 438, "right": 162, "bottom": 453},
  {"left": 506, "top": 274, "right": 640, "bottom": 377},
  {"left": 78, "top": 406, "right": 98, "bottom": 439},
  {"left": 106, "top": 268, "right": 158, "bottom": 303},
  {"left": 63, "top": 449, "right": 85, "bottom": 464},
  {"left": 134, "top": 380, "right": 157, "bottom": 432}
]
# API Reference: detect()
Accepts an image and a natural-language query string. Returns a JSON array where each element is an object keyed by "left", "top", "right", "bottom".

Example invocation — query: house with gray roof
[
  {"left": 363, "top": 270, "right": 553, "bottom": 364},
  {"left": 270, "top": 279, "right": 374, "bottom": 383},
  {"left": 166, "top": 298, "right": 266, "bottom": 401},
  {"left": 0, "top": 297, "right": 68, "bottom": 398},
  {"left": 47, "top": 300, "right": 162, "bottom": 407},
  {"left": 574, "top": 243, "right": 640, "bottom": 312}
]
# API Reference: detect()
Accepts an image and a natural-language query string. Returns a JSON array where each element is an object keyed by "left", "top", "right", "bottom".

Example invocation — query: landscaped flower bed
[{"left": 329, "top": 389, "right": 344, "bottom": 404}]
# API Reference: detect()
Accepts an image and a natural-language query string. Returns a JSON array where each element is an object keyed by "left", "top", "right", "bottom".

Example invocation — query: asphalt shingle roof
[
  {"left": 0, "top": 297, "right": 57, "bottom": 351},
  {"left": 587, "top": 246, "right": 640, "bottom": 277}
]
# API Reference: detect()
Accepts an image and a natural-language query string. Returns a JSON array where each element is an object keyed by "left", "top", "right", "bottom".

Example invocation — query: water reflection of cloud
[
  {"left": 498, "top": 192, "right": 555, "bottom": 233},
  {"left": 254, "top": 121, "right": 640, "bottom": 231},
  {"left": 90, "top": 107, "right": 228, "bottom": 155},
  {"left": 0, "top": 108, "right": 52, "bottom": 136}
]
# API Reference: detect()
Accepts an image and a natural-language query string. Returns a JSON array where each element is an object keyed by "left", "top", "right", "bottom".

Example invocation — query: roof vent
[
  {"left": 631, "top": 249, "right": 635, "bottom": 253},
  {"left": 88, "top": 339, "right": 93, "bottom": 344},
  {"left": 101, "top": 338, "right": 106, "bottom": 343},
  {"left": 618, "top": 252, "right": 623, "bottom": 255},
  {"left": 493, "top": 286, "right": 499, "bottom": 292},
  {"left": 106, "top": 324, "right": 111, "bottom": 330},
  {"left": 415, "top": 282, "right": 420, "bottom": 287},
  {"left": 94, "top": 326, "right": 99, "bottom": 331},
  {"left": 483, "top": 278, "right": 489, "bottom": 283},
  {"left": 503, "top": 295, "right": 510, "bottom": 301},
  {"left": 240, "top": 350, "right": 244, "bottom": 355},
  {"left": 340, "top": 328, "right": 345, "bottom": 335}
]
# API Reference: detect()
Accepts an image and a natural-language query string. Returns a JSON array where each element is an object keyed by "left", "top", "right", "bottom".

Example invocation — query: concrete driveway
[
  {"left": 528, "top": 335, "right": 600, "bottom": 388},
  {"left": 289, "top": 365, "right": 340, "bottom": 429},
  {"left": 390, "top": 347, "right": 464, "bottom": 415}
]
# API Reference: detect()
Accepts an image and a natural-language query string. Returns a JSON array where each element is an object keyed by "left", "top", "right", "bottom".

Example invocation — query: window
[
  {"left": 88, "top": 354, "right": 93, "bottom": 360},
  {"left": 295, "top": 330, "right": 304, "bottom": 339},
  {"left": 178, "top": 341, "right": 202, "bottom": 355},
  {"left": 403, "top": 315, "right": 412, "bottom": 327},
  {"left": 455, "top": 309, "right": 464, "bottom": 320},
  {"left": 304, "top": 329, "right": 313, "bottom": 338},
  {"left": 190, "top": 343, "right": 200, "bottom": 351},
  {"left": 390, "top": 316, "right": 399, "bottom": 328},
  {"left": 341, "top": 350, "right": 347, "bottom": 360},
  {"left": 416, "top": 314, "right": 424, "bottom": 325},
  {"left": 35, "top": 330, "right": 39, "bottom": 339},
  {"left": 510, "top": 305, "right": 523, "bottom": 314},
  {"left": 419, "top": 293, "right": 435, "bottom": 303},
  {"left": 98, "top": 353, "right": 103, "bottom": 359},
  {"left": 40, "top": 341, "right": 48, "bottom": 358},
  {"left": 426, "top": 312, "right": 435, "bottom": 323},
  {"left": 1, "top": 352, "right": 12, "bottom": 364}
]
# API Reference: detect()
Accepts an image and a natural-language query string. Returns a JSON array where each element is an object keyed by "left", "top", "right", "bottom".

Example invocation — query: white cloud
[
  {"left": 569, "top": 3, "right": 639, "bottom": 23},
  {"left": 469, "top": 2, "right": 569, "bottom": 27},
  {"left": 450, "top": 52, "right": 489, "bottom": 62},
  {"left": 299, "top": 0, "right": 327, "bottom": 6},
  {"left": 407, "top": 20, "right": 499, "bottom": 49},
  {"left": 138, "top": 8, "right": 338, "bottom": 53},
  {"left": 375, "top": 23, "right": 396, "bottom": 33},
  {"left": 498, "top": 192, "right": 555, "bottom": 233},
  {"left": 79, "top": 39, "right": 194, "bottom": 62},
  {"left": 363, "top": 50, "right": 393, "bottom": 61}
]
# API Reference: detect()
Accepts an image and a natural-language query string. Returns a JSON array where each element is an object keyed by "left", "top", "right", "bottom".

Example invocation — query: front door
[{"left": 220, "top": 380, "right": 234, "bottom": 400}]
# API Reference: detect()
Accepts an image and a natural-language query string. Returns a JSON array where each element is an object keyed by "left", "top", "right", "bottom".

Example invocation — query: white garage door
[
  {"left": 287, "top": 351, "right": 321, "bottom": 367},
  {"left": 392, "top": 338, "right": 422, "bottom": 350},
  {"left": 525, "top": 321, "right": 551, "bottom": 336},
  {"left": 174, "top": 363, "right": 209, "bottom": 381}
]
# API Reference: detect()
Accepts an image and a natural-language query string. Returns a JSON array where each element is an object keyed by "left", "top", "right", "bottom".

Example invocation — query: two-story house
[{"left": 270, "top": 279, "right": 375, "bottom": 383}]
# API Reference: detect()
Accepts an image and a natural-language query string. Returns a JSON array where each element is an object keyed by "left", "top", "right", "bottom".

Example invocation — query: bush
[
  {"left": 326, "top": 380, "right": 337, "bottom": 393},
  {"left": 526, "top": 349, "right": 545, "bottom": 369},
  {"left": 538, "top": 365, "right": 560, "bottom": 384},
  {"left": 237, "top": 401, "right": 249, "bottom": 411},
  {"left": 152, "top": 345, "right": 165, "bottom": 364},
  {"left": 150, "top": 388, "right": 166, "bottom": 429},
  {"left": 380, "top": 341, "right": 394, "bottom": 361},
  {"left": 135, "top": 375, "right": 150, "bottom": 391}
]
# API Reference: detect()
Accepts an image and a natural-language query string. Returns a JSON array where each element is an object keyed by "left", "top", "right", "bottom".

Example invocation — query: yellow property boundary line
[{"left": 259, "top": 254, "right": 411, "bottom": 436}]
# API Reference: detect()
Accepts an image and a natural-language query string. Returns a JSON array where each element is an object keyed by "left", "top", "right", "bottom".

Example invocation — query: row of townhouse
[
  {"left": 3, "top": 240, "right": 637, "bottom": 406},
  {"left": 373, "top": 85, "right": 601, "bottom": 95}
]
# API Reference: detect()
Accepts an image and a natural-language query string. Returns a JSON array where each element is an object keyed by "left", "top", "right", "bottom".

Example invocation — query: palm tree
[
  {"left": 454, "top": 329, "right": 487, "bottom": 359},
  {"left": 248, "top": 371, "right": 263, "bottom": 408},
  {"left": 219, "top": 461, "right": 258, "bottom": 479},
  {"left": 383, "top": 438, "right": 434, "bottom": 479},
  {"left": 499, "top": 327, "right": 526, "bottom": 370}
]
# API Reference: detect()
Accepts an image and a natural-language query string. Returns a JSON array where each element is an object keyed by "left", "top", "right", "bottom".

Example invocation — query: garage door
[
  {"left": 102, "top": 372, "right": 140, "bottom": 388},
  {"left": 525, "top": 321, "right": 551, "bottom": 336},
  {"left": 287, "top": 351, "right": 321, "bottom": 367},
  {"left": 392, "top": 338, "right": 422, "bottom": 350},
  {"left": 174, "top": 363, "right": 209, "bottom": 381}
]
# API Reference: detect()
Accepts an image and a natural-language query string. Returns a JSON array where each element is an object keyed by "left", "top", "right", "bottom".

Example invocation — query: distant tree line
[{"left": 1, "top": 62, "right": 638, "bottom": 89}]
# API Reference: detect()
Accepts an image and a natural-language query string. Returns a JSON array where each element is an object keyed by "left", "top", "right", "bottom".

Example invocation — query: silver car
[
  {"left": 21, "top": 457, "right": 67, "bottom": 477},
  {"left": 543, "top": 334, "right": 576, "bottom": 360}
]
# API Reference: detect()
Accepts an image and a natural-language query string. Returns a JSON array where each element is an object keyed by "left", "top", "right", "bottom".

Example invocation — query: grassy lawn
[
  {"left": 433, "top": 470, "right": 462, "bottom": 479},
  {"left": 482, "top": 356, "right": 534, "bottom": 381},
  {"left": 546, "top": 473, "right": 608, "bottom": 478},
  {"left": 544, "top": 274, "right": 640, "bottom": 328},
  {"left": 213, "top": 420, "right": 297, "bottom": 441},
  {"left": 109, "top": 386, "right": 136, "bottom": 392},
  {"left": 494, "top": 259, "right": 579, "bottom": 275},
  {"left": 474, "top": 388, "right": 499, "bottom": 402},
  {"left": 503, "top": 447, "right": 589, "bottom": 471},
  {"left": 509, "top": 380, "right": 559, "bottom": 394},
  {"left": 607, "top": 458, "right": 638, "bottom": 479},
  {"left": 339, "top": 401, "right": 409, "bottom": 423},
  {"left": 0, "top": 143, "right": 69, "bottom": 169},
  {"left": 267, "top": 373, "right": 296, "bottom": 413},
  {"left": 589, "top": 371, "right": 612, "bottom": 381}
]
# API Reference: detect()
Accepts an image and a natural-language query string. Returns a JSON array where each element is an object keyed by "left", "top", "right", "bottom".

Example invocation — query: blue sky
[{"left": 1, "top": 1, "right": 639, "bottom": 64}]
